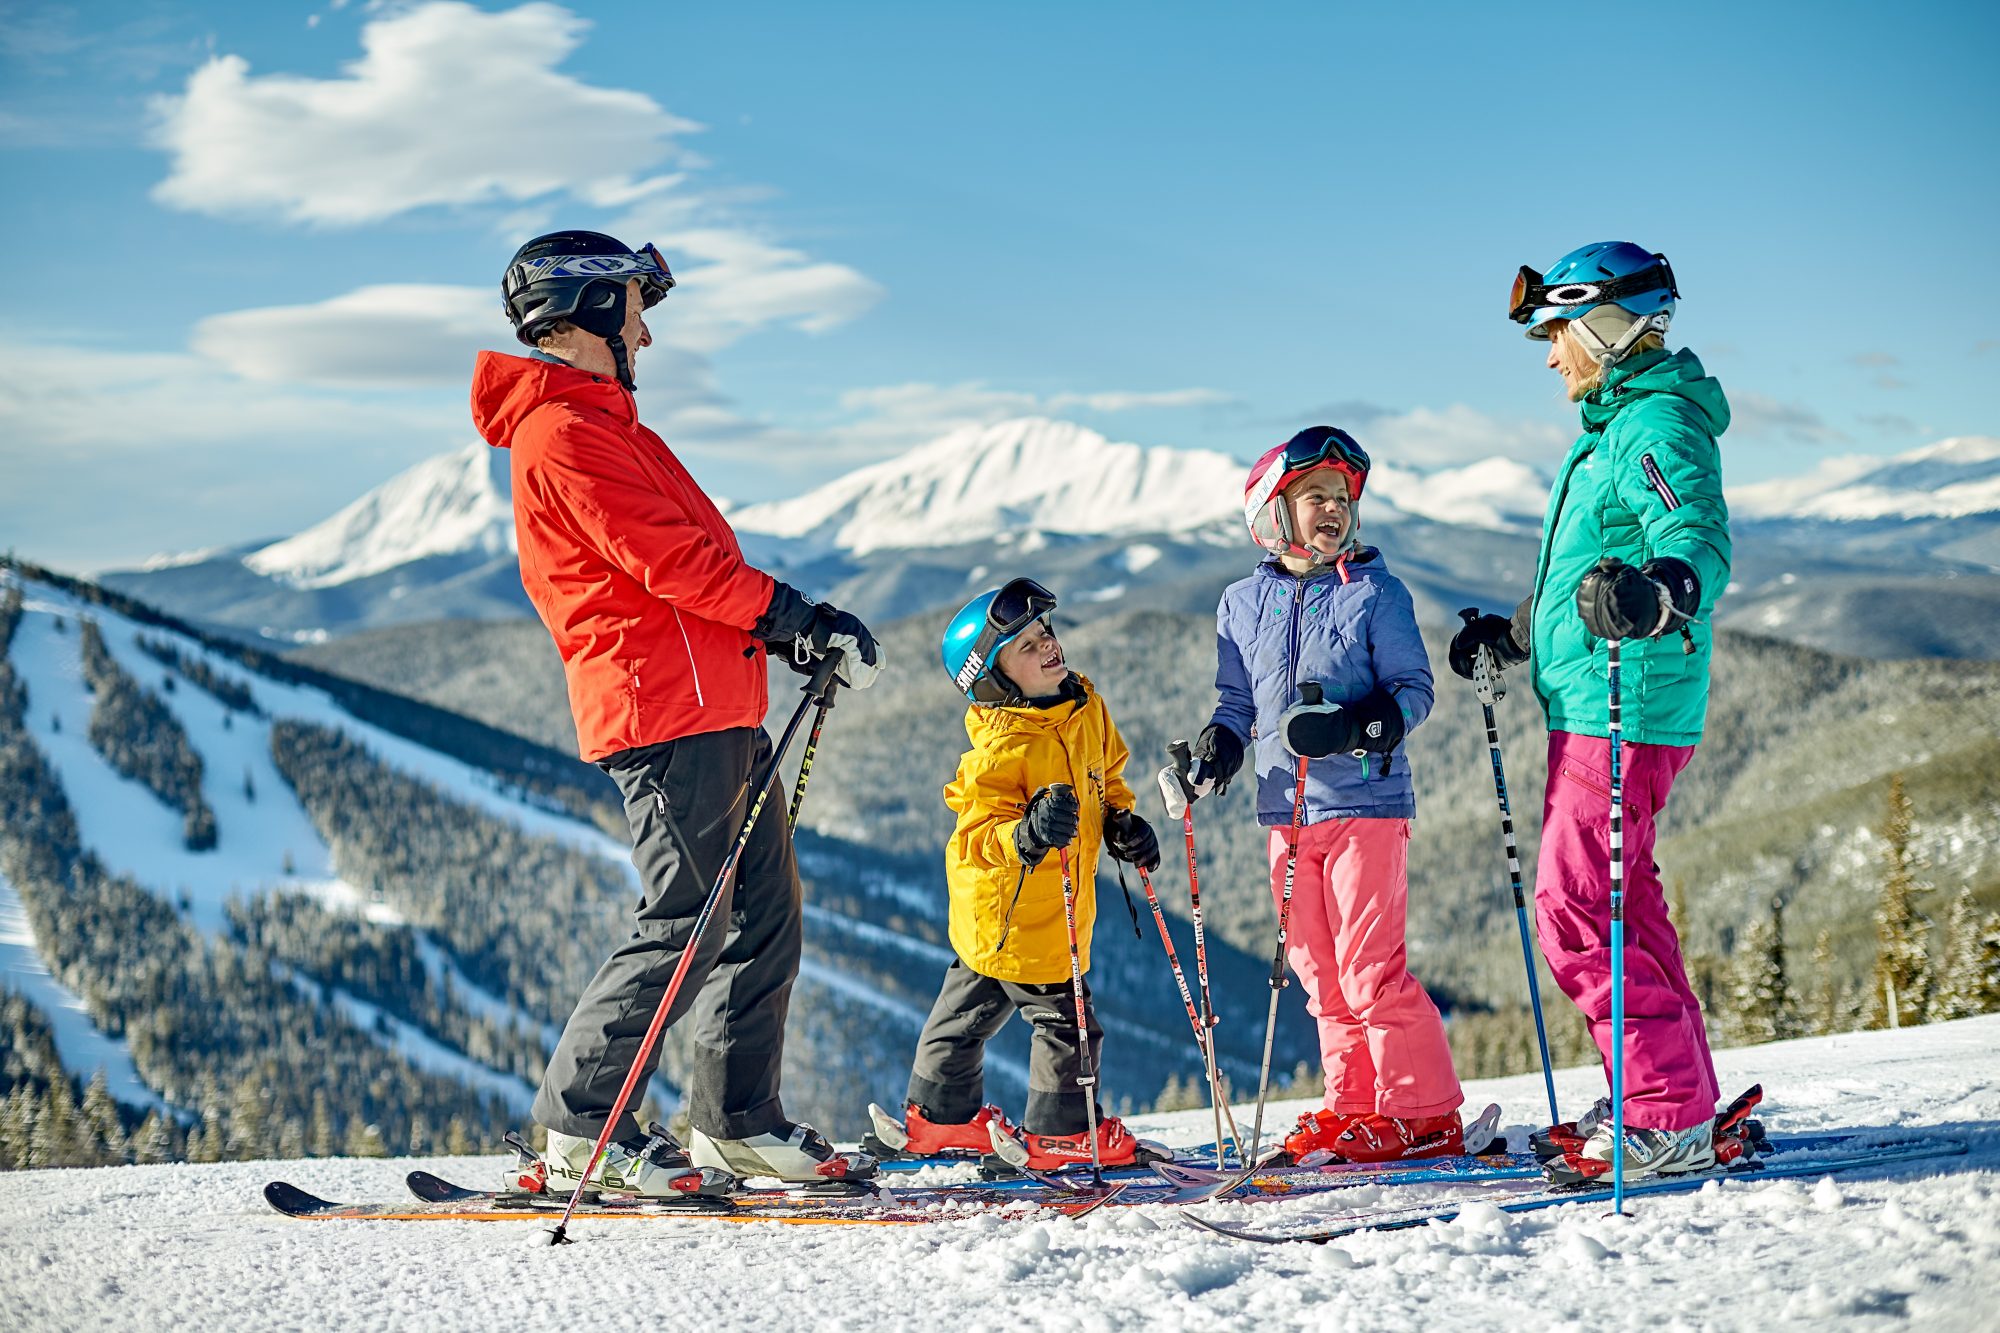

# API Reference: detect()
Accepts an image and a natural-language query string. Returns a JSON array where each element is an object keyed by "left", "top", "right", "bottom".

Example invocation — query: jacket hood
[
  {"left": 471, "top": 350, "right": 634, "bottom": 448},
  {"left": 1582, "top": 347, "right": 1730, "bottom": 436},
  {"left": 964, "top": 673, "right": 1098, "bottom": 744}
]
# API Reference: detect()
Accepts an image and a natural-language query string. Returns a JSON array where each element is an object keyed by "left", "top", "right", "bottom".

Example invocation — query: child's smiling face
[
  {"left": 1284, "top": 469, "right": 1354, "bottom": 560},
  {"left": 998, "top": 618, "right": 1068, "bottom": 698}
]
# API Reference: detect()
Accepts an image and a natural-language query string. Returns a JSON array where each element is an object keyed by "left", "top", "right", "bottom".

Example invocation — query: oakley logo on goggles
[
  {"left": 1508, "top": 256, "right": 1676, "bottom": 324},
  {"left": 512, "top": 243, "right": 677, "bottom": 303},
  {"left": 955, "top": 577, "right": 1058, "bottom": 693}
]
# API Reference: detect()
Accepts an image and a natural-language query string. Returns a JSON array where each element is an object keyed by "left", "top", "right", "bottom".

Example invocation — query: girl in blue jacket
[{"left": 1182, "top": 426, "right": 1464, "bottom": 1163}]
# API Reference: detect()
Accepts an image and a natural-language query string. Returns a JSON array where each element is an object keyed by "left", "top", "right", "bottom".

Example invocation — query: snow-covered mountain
[
  {"left": 1730, "top": 436, "right": 2000, "bottom": 522},
  {"left": 99, "top": 421, "right": 2000, "bottom": 656},
  {"left": 243, "top": 442, "right": 515, "bottom": 589}
]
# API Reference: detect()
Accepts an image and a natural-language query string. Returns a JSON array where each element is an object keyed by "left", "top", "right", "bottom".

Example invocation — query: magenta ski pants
[
  {"left": 1536, "top": 730, "right": 1719, "bottom": 1131},
  {"left": 1267, "top": 817, "right": 1463, "bottom": 1119}
]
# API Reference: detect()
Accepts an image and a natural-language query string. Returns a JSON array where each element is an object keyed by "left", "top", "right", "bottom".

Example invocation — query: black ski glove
[
  {"left": 1348, "top": 688, "right": 1406, "bottom": 754},
  {"left": 752, "top": 582, "right": 883, "bottom": 689},
  {"left": 1278, "top": 683, "right": 1357, "bottom": 758},
  {"left": 1448, "top": 600, "right": 1531, "bottom": 681},
  {"left": 1576, "top": 557, "right": 1700, "bottom": 641},
  {"left": 1190, "top": 723, "right": 1246, "bottom": 792},
  {"left": 1014, "top": 784, "right": 1081, "bottom": 867},
  {"left": 1104, "top": 807, "right": 1161, "bottom": 873}
]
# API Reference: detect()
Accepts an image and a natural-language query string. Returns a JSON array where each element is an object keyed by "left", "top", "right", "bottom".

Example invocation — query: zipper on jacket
[{"left": 672, "top": 607, "right": 705, "bottom": 707}]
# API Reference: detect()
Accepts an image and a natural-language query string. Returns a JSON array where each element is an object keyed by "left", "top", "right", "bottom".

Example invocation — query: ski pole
[
  {"left": 1165, "top": 739, "right": 1240, "bottom": 1168},
  {"left": 1055, "top": 833, "right": 1106, "bottom": 1189},
  {"left": 1607, "top": 636, "right": 1626, "bottom": 1216},
  {"left": 547, "top": 653, "right": 842, "bottom": 1245},
  {"left": 1134, "top": 862, "right": 1239, "bottom": 1161},
  {"left": 1459, "top": 609, "right": 1559, "bottom": 1128},
  {"left": 1247, "top": 752, "right": 1310, "bottom": 1167},
  {"left": 787, "top": 689, "right": 835, "bottom": 827}
]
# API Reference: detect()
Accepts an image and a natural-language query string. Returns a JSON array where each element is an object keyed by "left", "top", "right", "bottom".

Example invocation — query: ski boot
[
  {"left": 1310, "top": 1110, "right": 1465, "bottom": 1165},
  {"left": 864, "top": 1101, "right": 1018, "bottom": 1159},
  {"left": 986, "top": 1115, "right": 1151, "bottom": 1173},
  {"left": 689, "top": 1121, "right": 878, "bottom": 1186},
  {"left": 1546, "top": 1120, "right": 1716, "bottom": 1187},
  {"left": 1535, "top": 1084, "right": 1764, "bottom": 1165},
  {"left": 1276, "top": 1108, "right": 1363, "bottom": 1165},
  {"left": 537, "top": 1126, "right": 735, "bottom": 1199}
]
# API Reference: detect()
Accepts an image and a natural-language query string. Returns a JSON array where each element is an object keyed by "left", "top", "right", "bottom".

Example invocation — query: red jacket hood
[{"left": 471, "top": 351, "right": 635, "bottom": 448}]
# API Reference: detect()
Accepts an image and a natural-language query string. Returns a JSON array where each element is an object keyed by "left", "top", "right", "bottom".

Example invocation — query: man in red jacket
[{"left": 472, "top": 230, "right": 883, "bottom": 1190}]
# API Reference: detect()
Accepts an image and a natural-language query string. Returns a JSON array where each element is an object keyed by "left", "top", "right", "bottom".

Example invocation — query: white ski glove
[{"left": 1158, "top": 739, "right": 1216, "bottom": 821}]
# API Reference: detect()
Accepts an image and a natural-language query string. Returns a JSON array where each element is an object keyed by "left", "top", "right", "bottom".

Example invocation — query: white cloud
[
  {"left": 192, "top": 285, "right": 505, "bottom": 385},
  {"left": 1731, "top": 392, "right": 1848, "bottom": 446},
  {"left": 648, "top": 229, "right": 884, "bottom": 354},
  {"left": 822, "top": 381, "right": 1233, "bottom": 461},
  {"left": 1344, "top": 404, "right": 1570, "bottom": 468},
  {"left": 150, "top": 2, "right": 702, "bottom": 225}
]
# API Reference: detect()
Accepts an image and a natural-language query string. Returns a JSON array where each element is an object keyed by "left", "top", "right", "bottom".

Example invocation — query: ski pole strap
[{"left": 1116, "top": 861, "right": 1142, "bottom": 937}]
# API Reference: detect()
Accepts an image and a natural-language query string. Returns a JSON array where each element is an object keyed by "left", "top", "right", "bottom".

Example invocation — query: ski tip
[{"left": 264, "top": 1180, "right": 340, "bottom": 1217}]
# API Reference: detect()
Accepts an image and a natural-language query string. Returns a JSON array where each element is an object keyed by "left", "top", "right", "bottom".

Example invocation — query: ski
[
  {"left": 1158, "top": 1102, "right": 1506, "bottom": 1200},
  {"left": 265, "top": 1173, "right": 1133, "bottom": 1226},
  {"left": 1182, "top": 1130, "right": 1967, "bottom": 1243}
]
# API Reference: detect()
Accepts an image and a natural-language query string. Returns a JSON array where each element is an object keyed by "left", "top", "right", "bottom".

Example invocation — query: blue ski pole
[
  {"left": 1607, "top": 636, "right": 1626, "bottom": 1215},
  {"left": 1460, "top": 610, "right": 1559, "bottom": 1129}
]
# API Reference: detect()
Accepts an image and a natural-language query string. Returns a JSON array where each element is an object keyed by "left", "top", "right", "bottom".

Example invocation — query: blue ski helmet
[
  {"left": 941, "top": 578, "right": 1058, "bottom": 704},
  {"left": 1509, "top": 241, "right": 1678, "bottom": 341}
]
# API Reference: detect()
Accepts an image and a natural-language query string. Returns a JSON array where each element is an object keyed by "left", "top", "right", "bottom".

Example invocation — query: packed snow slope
[{"left": 4, "top": 1016, "right": 1995, "bottom": 1333}]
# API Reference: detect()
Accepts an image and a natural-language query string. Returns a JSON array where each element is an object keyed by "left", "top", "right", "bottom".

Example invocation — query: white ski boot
[
  {"left": 688, "top": 1122, "right": 878, "bottom": 1182},
  {"left": 540, "top": 1127, "right": 734, "bottom": 1198},
  {"left": 1579, "top": 1120, "right": 1716, "bottom": 1179}
]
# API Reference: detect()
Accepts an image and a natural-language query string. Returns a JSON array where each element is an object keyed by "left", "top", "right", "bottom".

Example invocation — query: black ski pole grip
[
  {"left": 803, "top": 648, "right": 842, "bottom": 703},
  {"left": 1167, "top": 739, "right": 1192, "bottom": 776}
]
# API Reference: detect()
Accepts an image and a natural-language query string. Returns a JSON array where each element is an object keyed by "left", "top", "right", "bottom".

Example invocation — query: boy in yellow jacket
[{"left": 866, "top": 579, "right": 1161, "bottom": 1170}]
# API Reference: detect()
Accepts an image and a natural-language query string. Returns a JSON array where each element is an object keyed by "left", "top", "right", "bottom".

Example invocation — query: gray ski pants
[
  {"left": 533, "top": 726, "right": 801, "bottom": 1143},
  {"left": 905, "top": 958, "right": 1104, "bottom": 1135}
]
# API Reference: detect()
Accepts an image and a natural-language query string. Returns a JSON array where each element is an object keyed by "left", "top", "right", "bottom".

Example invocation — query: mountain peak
[
  {"left": 729, "top": 416, "right": 1246, "bottom": 555},
  {"left": 243, "top": 442, "right": 515, "bottom": 588}
]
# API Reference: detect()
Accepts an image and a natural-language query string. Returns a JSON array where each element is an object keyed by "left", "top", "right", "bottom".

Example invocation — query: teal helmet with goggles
[
  {"left": 941, "top": 578, "right": 1058, "bottom": 704},
  {"left": 1243, "top": 426, "right": 1370, "bottom": 566},
  {"left": 1509, "top": 241, "right": 1677, "bottom": 367},
  {"left": 502, "top": 230, "right": 675, "bottom": 391}
]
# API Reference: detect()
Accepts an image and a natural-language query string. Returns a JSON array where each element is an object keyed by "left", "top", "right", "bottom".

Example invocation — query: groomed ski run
[{"left": 3, "top": 1016, "right": 1995, "bottom": 1332}]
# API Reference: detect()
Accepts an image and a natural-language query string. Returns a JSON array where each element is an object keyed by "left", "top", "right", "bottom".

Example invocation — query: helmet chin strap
[
  {"left": 1573, "top": 309, "right": 1673, "bottom": 368},
  {"left": 568, "top": 281, "right": 637, "bottom": 391}
]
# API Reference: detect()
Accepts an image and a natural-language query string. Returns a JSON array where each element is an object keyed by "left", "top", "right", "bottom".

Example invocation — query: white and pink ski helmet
[{"left": 1243, "top": 426, "right": 1371, "bottom": 564}]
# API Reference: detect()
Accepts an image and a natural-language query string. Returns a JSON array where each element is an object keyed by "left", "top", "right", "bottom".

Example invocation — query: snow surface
[{"left": 3, "top": 1016, "right": 1995, "bottom": 1333}]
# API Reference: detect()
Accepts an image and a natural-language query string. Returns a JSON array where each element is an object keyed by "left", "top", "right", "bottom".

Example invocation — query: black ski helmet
[{"left": 501, "top": 230, "right": 675, "bottom": 391}]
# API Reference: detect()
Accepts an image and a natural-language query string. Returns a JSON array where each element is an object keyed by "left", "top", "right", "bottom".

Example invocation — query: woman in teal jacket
[{"left": 1451, "top": 242, "right": 1729, "bottom": 1181}]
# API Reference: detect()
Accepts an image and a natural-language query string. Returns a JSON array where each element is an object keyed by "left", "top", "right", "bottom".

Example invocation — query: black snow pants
[
  {"left": 533, "top": 726, "right": 802, "bottom": 1143},
  {"left": 905, "top": 958, "right": 1104, "bottom": 1135}
]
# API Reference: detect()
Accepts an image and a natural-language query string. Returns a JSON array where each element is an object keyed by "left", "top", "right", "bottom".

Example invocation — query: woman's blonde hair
[{"left": 1550, "top": 320, "right": 1666, "bottom": 400}]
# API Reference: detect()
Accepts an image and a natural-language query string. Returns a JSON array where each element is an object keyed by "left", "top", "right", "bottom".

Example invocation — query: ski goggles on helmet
[
  {"left": 1508, "top": 256, "right": 1676, "bottom": 324},
  {"left": 951, "top": 578, "right": 1058, "bottom": 697},
  {"left": 508, "top": 243, "right": 677, "bottom": 306},
  {"left": 1280, "top": 426, "right": 1370, "bottom": 479}
]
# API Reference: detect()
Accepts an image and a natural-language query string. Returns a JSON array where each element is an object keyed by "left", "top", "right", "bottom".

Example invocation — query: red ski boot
[
  {"left": 1322, "top": 1110, "right": 1464, "bottom": 1164},
  {"left": 1280, "top": 1108, "right": 1363, "bottom": 1163},
  {"left": 988, "top": 1115, "right": 1142, "bottom": 1172}
]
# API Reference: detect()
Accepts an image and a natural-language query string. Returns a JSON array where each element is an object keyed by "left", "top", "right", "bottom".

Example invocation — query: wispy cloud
[
  {"left": 150, "top": 2, "right": 703, "bottom": 226},
  {"left": 1848, "top": 351, "right": 1900, "bottom": 368},
  {"left": 1731, "top": 391, "right": 1849, "bottom": 446}
]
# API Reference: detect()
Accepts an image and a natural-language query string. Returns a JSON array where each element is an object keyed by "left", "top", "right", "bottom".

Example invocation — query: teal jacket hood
[{"left": 1581, "top": 347, "right": 1731, "bottom": 438}]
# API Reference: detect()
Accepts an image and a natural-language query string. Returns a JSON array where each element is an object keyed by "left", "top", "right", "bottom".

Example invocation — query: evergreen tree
[
  {"left": 227, "top": 1075, "right": 271, "bottom": 1161},
  {"left": 277, "top": 1116, "right": 307, "bottom": 1161},
  {"left": 309, "top": 1092, "right": 338, "bottom": 1157},
  {"left": 1806, "top": 928, "right": 1843, "bottom": 1037},
  {"left": 345, "top": 1120, "right": 389, "bottom": 1159},
  {"left": 1726, "top": 896, "right": 1801, "bottom": 1045},
  {"left": 1981, "top": 913, "right": 2000, "bottom": 1012},
  {"left": 1930, "top": 887, "right": 1989, "bottom": 1021},
  {"left": 81, "top": 1072, "right": 127, "bottom": 1164},
  {"left": 131, "top": 1111, "right": 177, "bottom": 1165},
  {"left": 1866, "top": 774, "right": 1933, "bottom": 1029}
]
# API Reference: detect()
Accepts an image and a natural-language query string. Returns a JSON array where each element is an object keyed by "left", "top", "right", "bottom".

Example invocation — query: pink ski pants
[
  {"left": 1536, "top": 730, "right": 1719, "bottom": 1131},
  {"left": 1267, "top": 817, "right": 1462, "bottom": 1119}
]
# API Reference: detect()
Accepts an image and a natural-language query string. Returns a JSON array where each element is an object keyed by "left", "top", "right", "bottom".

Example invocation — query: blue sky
[{"left": 2, "top": 0, "right": 1995, "bottom": 571}]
